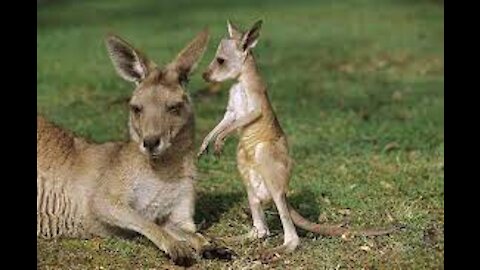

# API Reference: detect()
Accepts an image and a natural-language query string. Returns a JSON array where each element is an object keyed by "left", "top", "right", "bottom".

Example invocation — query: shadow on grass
[
  {"left": 195, "top": 190, "right": 245, "bottom": 231},
  {"left": 194, "top": 185, "right": 326, "bottom": 237},
  {"left": 217, "top": 188, "right": 321, "bottom": 237}
]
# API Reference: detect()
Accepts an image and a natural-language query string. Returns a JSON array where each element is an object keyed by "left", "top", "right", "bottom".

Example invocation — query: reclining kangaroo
[
  {"left": 199, "top": 20, "right": 400, "bottom": 261},
  {"left": 37, "top": 29, "right": 232, "bottom": 266}
]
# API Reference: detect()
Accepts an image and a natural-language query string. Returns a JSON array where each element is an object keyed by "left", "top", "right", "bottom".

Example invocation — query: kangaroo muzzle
[
  {"left": 140, "top": 135, "right": 171, "bottom": 158},
  {"left": 143, "top": 136, "right": 160, "bottom": 152},
  {"left": 202, "top": 70, "right": 212, "bottom": 82}
]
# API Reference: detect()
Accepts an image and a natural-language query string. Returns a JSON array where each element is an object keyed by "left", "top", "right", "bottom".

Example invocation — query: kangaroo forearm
[
  {"left": 207, "top": 122, "right": 229, "bottom": 141},
  {"left": 204, "top": 114, "right": 235, "bottom": 142},
  {"left": 164, "top": 225, "right": 210, "bottom": 252},
  {"left": 218, "top": 109, "right": 262, "bottom": 140},
  {"left": 94, "top": 199, "right": 172, "bottom": 251}
]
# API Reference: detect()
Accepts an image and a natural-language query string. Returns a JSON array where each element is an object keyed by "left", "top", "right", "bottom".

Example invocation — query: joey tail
[{"left": 287, "top": 203, "right": 403, "bottom": 237}]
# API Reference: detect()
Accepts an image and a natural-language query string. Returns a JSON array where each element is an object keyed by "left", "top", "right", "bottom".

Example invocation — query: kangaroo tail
[{"left": 287, "top": 203, "right": 402, "bottom": 237}]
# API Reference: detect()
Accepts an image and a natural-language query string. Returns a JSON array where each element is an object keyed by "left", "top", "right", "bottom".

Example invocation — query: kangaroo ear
[
  {"left": 105, "top": 34, "right": 153, "bottom": 84},
  {"left": 240, "top": 20, "right": 262, "bottom": 51},
  {"left": 170, "top": 28, "right": 210, "bottom": 82},
  {"left": 227, "top": 20, "right": 242, "bottom": 40}
]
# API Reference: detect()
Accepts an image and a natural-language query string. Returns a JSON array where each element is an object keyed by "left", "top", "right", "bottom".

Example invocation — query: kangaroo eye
[
  {"left": 178, "top": 72, "right": 189, "bottom": 86},
  {"left": 216, "top": 57, "right": 225, "bottom": 65},
  {"left": 130, "top": 105, "right": 142, "bottom": 115},
  {"left": 167, "top": 103, "right": 183, "bottom": 114}
]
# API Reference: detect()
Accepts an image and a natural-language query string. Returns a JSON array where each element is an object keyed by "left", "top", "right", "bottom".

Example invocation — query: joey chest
[
  {"left": 131, "top": 175, "right": 191, "bottom": 221},
  {"left": 227, "top": 83, "right": 257, "bottom": 118}
]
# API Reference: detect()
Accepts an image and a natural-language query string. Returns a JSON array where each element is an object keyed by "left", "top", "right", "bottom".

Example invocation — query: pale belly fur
[
  {"left": 132, "top": 176, "right": 192, "bottom": 222},
  {"left": 228, "top": 84, "right": 278, "bottom": 202},
  {"left": 248, "top": 168, "right": 271, "bottom": 202}
]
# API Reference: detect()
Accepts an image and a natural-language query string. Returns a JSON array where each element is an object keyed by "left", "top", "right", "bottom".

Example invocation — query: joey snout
[{"left": 202, "top": 70, "right": 213, "bottom": 82}]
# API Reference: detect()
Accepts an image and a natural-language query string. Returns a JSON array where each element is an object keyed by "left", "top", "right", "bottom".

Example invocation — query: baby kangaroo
[
  {"left": 37, "top": 29, "right": 232, "bottom": 266},
  {"left": 198, "top": 20, "right": 401, "bottom": 261}
]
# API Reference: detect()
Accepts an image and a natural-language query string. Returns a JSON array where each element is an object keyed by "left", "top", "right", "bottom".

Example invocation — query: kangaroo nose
[
  {"left": 143, "top": 136, "right": 160, "bottom": 152},
  {"left": 202, "top": 71, "right": 211, "bottom": 81}
]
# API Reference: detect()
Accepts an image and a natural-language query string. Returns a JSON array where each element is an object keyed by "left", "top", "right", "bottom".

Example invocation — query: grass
[{"left": 37, "top": 0, "right": 444, "bottom": 269}]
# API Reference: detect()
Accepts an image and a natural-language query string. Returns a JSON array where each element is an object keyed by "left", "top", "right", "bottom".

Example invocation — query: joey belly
[
  {"left": 248, "top": 168, "right": 271, "bottom": 203},
  {"left": 238, "top": 143, "right": 273, "bottom": 204}
]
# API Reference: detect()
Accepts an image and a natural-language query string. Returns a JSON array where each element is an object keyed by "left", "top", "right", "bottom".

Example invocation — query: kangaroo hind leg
[{"left": 254, "top": 142, "right": 299, "bottom": 262}]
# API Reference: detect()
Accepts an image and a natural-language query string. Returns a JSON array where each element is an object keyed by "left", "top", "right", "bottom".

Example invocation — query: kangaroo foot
[
  {"left": 223, "top": 227, "right": 270, "bottom": 243},
  {"left": 259, "top": 238, "right": 299, "bottom": 263}
]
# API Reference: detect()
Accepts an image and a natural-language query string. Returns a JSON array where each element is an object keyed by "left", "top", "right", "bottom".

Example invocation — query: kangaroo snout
[
  {"left": 143, "top": 136, "right": 161, "bottom": 152},
  {"left": 202, "top": 70, "right": 212, "bottom": 82},
  {"left": 141, "top": 135, "right": 172, "bottom": 158}
]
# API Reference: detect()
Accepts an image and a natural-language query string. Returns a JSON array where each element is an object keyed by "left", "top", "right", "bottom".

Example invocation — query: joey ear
[
  {"left": 105, "top": 34, "right": 153, "bottom": 84},
  {"left": 227, "top": 20, "right": 242, "bottom": 40},
  {"left": 169, "top": 28, "right": 210, "bottom": 82},
  {"left": 240, "top": 20, "right": 262, "bottom": 52}
]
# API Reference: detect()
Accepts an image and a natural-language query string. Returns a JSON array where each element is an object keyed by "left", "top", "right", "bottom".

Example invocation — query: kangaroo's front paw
[
  {"left": 197, "top": 141, "right": 210, "bottom": 158},
  {"left": 213, "top": 138, "right": 225, "bottom": 156},
  {"left": 166, "top": 241, "right": 196, "bottom": 267},
  {"left": 202, "top": 245, "right": 236, "bottom": 261}
]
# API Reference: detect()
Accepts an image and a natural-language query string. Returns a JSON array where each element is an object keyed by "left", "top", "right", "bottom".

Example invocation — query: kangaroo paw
[{"left": 202, "top": 245, "right": 236, "bottom": 261}]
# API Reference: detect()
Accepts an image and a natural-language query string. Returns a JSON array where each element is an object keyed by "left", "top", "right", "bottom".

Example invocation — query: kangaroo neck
[{"left": 237, "top": 53, "right": 265, "bottom": 93}]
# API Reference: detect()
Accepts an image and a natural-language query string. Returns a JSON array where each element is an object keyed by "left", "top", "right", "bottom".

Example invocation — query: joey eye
[
  {"left": 216, "top": 57, "right": 225, "bottom": 65},
  {"left": 167, "top": 103, "right": 184, "bottom": 114},
  {"left": 130, "top": 105, "right": 142, "bottom": 115}
]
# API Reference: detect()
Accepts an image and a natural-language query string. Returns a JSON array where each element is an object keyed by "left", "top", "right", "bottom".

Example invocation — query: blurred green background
[{"left": 37, "top": 0, "right": 444, "bottom": 269}]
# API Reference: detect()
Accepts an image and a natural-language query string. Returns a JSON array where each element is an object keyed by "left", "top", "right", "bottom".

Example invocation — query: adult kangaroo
[{"left": 37, "top": 29, "right": 232, "bottom": 266}]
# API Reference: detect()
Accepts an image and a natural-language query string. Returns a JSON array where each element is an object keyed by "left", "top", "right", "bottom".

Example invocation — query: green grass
[{"left": 37, "top": 0, "right": 444, "bottom": 269}]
